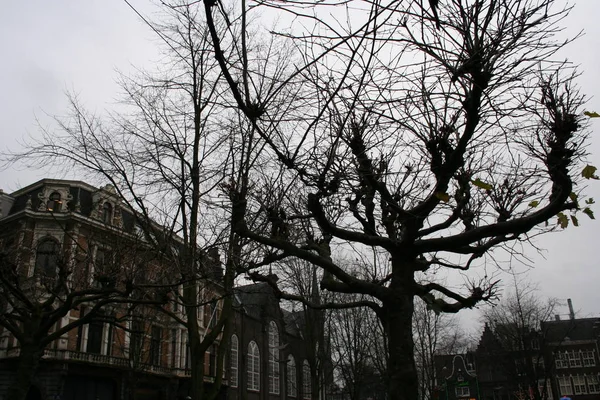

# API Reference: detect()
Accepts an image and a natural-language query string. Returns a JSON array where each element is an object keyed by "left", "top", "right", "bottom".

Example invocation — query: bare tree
[
  {"left": 0, "top": 221, "right": 160, "bottom": 400},
  {"left": 2, "top": 1, "right": 270, "bottom": 399},
  {"left": 201, "top": 0, "right": 595, "bottom": 399},
  {"left": 480, "top": 276, "right": 559, "bottom": 400},
  {"left": 414, "top": 297, "right": 469, "bottom": 400}
]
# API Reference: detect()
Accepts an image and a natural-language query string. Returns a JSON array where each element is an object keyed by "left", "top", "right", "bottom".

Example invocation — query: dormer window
[
  {"left": 102, "top": 202, "right": 113, "bottom": 225},
  {"left": 47, "top": 192, "right": 62, "bottom": 212}
]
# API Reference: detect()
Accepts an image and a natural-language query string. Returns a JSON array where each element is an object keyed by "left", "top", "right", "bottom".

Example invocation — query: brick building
[
  {"left": 0, "top": 179, "right": 323, "bottom": 400},
  {"left": 434, "top": 314, "right": 600, "bottom": 400}
]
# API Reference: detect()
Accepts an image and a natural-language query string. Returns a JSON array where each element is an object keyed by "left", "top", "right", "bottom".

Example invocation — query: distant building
[
  {"left": 434, "top": 311, "right": 600, "bottom": 400},
  {"left": 435, "top": 354, "right": 479, "bottom": 400}
]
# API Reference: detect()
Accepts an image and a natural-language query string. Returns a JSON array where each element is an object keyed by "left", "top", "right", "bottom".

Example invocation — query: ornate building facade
[{"left": 0, "top": 179, "right": 322, "bottom": 400}]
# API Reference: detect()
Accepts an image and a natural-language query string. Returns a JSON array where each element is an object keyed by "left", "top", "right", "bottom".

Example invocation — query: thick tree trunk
[
  {"left": 189, "top": 340, "right": 206, "bottom": 400},
  {"left": 6, "top": 341, "right": 43, "bottom": 400},
  {"left": 382, "top": 290, "right": 418, "bottom": 400},
  {"left": 185, "top": 300, "right": 206, "bottom": 400}
]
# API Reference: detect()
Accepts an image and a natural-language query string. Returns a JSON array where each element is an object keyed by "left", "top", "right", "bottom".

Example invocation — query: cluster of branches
[{"left": 1, "top": 0, "right": 595, "bottom": 400}]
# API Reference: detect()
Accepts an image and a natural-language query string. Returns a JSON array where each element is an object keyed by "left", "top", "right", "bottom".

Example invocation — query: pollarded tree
[{"left": 202, "top": 0, "right": 596, "bottom": 399}]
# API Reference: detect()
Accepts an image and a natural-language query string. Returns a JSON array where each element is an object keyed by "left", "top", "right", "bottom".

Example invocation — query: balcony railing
[{"left": 0, "top": 347, "right": 197, "bottom": 378}]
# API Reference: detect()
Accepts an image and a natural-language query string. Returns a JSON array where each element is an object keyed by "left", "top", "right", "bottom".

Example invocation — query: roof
[
  {"left": 1, "top": 179, "right": 137, "bottom": 232},
  {"left": 234, "top": 282, "right": 278, "bottom": 320},
  {"left": 542, "top": 317, "right": 600, "bottom": 344}
]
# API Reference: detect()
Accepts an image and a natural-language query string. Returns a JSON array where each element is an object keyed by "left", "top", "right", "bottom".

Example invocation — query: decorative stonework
[{"left": 37, "top": 185, "right": 74, "bottom": 212}]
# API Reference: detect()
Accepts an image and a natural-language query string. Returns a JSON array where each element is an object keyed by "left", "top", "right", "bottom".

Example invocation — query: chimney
[
  {"left": 567, "top": 298, "right": 575, "bottom": 320},
  {"left": 555, "top": 315, "right": 560, "bottom": 321}
]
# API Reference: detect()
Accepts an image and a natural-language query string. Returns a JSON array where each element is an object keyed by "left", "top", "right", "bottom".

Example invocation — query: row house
[
  {"left": 434, "top": 313, "right": 600, "bottom": 400},
  {"left": 543, "top": 317, "right": 600, "bottom": 399}
]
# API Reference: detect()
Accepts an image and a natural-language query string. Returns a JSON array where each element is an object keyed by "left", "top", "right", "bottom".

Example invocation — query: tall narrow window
[
  {"left": 287, "top": 355, "right": 297, "bottom": 397},
  {"left": 47, "top": 192, "right": 62, "bottom": 212},
  {"left": 170, "top": 329, "right": 178, "bottom": 368},
  {"left": 150, "top": 326, "right": 162, "bottom": 366},
  {"left": 102, "top": 202, "right": 113, "bottom": 224},
  {"left": 269, "top": 321, "right": 280, "bottom": 394},
  {"left": 230, "top": 335, "right": 239, "bottom": 387},
  {"left": 302, "top": 360, "right": 311, "bottom": 400},
  {"left": 35, "top": 239, "right": 59, "bottom": 278},
  {"left": 209, "top": 344, "right": 217, "bottom": 377},
  {"left": 129, "top": 320, "right": 144, "bottom": 363},
  {"left": 248, "top": 341, "right": 260, "bottom": 391},
  {"left": 86, "top": 319, "right": 103, "bottom": 354}
]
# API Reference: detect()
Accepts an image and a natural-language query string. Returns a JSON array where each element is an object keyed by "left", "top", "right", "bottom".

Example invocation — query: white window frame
[
  {"left": 248, "top": 341, "right": 260, "bottom": 391},
  {"left": 303, "top": 360, "right": 311, "bottom": 400},
  {"left": 287, "top": 355, "right": 297, "bottom": 398},
  {"left": 555, "top": 351, "right": 569, "bottom": 369},
  {"left": 538, "top": 379, "right": 553, "bottom": 400},
  {"left": 582, "top": 349, "right": 596, "bottom": 367},
  {"left": 573, "top": 374, "right": 587, "bottom": 395},
  {"left": 455, "top": 386, "right": 470, "bottom": 397},
  {"left": 269, "top": 321, "right": 280, "bottom": 394},
  {"left": 568, "top": 350, "right": 582, "bottom": 368},
  {"left": 586, "top": 374, "right": 600, "bottom": 394},
  {"left": 230, "top": 335, "right": 239, "bottom": 388},
  {"left": 558, "top": 376, "right": 573, "bottom": 396}
]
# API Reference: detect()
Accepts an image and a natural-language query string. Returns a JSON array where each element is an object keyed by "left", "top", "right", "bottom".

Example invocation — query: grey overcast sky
[{"left": 0, "top": 1, "right": 599, "bottom": 324}]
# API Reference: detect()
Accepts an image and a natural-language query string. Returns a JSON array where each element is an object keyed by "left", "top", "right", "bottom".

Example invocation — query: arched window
[
  {"left": 302, "top": 360, "right": 311, "bottom": 400},
  {"left": 230, "top": 335, "right": 239, "bottom": 387},
  {"left": 47, "top": 192, "right": 62, "bottom": 212},
  {"left": 269, "top": 321, "right": 280, "bottom": 394},
  {"left": 35, "top": 239, "right": 59, "bottom": 278},
  {"left": 248, "top": 341, "right": 260, "bottom": 391},
  {"left": 102, "top": 202, "right": 113, "bottom": 224},
  {"left": 287, "top": 355, "right": 297, "bottom": 397}
]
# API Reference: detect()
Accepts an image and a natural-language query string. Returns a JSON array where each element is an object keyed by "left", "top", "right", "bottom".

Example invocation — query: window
[
  {"left": 555, "top": 352, "right": 569, "bottom": 369},
  {"left": 230, "top": 335, "right": 239, "bottom": 387},
  {"left": 533, "top": 356, "right": 545, "bottom": 372},
  {"left": 573, "top": 375, "right": 587, "bottom": 395},
  {"left": 455, "top": 386, "right": 470, "bottom": 397},
  {"left": 302, "top": 360, "right": 311, "bottom": 400},
  {"left": 582, "top": 350, "right": 596, "bottom": 367},
  {"left": 170, "top": 329, "right": 178, "bottom": 368},
  {"left": 287, "top": 355, "right": 297, "bottom": 397},
  {"left": 129, "top": 320, "right": 144, "bottom": 362},
  {"left": 568, "top": 350, "right": 582, "bottom": 368},
  {"left": 95, "top": 248, "right": 106, "bottom": 271},
  {"left": 586, "top": 374, "right": 600, "bottom": 394},
  {"left": 269, "top": 321, "right": 280, "bottom": 394},
  {"left": 532, "top": 337, "right": 540, "bottom": 350},
  {"left": 150, "top": 326, "right": 162, "bottom": 366},
  {"left": 102, "top": 202, "right": 113, "bottom": 224},
  {"left": 248, "top": 341, "right": 260, "bottom": 391},
  {"left": 35, "top": 239, "right": 59, "bottom": 278},
  {"left": 558, "top": 376, "right": 573, "bottom": 396},
  {"left": 47, "top": 192, "right": 62, "bottom": 212},
  {"left": 209, "top": 344, "right": 217, "bottom": 377},
  {"left": 86, "top": 319, "right": 104, "bottom": 354},
  {"left": 538, "top": 379, "right": 552, "bottom": 400},
  {"left": 204, "top": 301, "right": 217, "bottom": 328}
]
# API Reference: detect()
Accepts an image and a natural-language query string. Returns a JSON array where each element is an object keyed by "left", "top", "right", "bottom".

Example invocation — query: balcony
[{"left": 1, "top": 347, "right": 192, "bottom": 377}]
